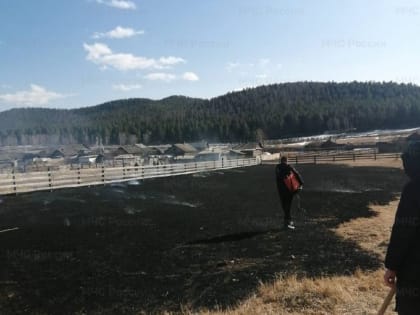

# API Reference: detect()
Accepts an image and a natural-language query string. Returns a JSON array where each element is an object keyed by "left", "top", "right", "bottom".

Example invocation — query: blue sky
[{"left": 1, "top": 0, "right": 420, "bottom": 111}]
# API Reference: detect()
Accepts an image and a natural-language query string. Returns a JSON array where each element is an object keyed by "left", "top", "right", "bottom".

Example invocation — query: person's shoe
[{"left": 283, "top": 221, "right": 295, "bottom": 230}]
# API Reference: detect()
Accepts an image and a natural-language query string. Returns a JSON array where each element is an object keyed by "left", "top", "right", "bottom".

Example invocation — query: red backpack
[{"left": 283, "top": 171, "right": 300, "bottom": 193}]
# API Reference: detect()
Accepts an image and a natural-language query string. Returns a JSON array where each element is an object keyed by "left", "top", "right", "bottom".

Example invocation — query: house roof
[
  {"left": 53, "top": 144, "right": 89, "bottom": 157},
  {"left": 232, "top": 142, "right": 263, "bottom": 151},
  {"left": 116, "top": 145, "right": 144, "bottom": 155},
  {"left": 148, "top": 145, "right": 169, "bottom": 154},
  {"left": 321, "top": 139, "right": 336, "bottom": 148},
  {"left": 320, "top": 139, "right": 346, "bottom": 148},
  {"left": 189, "top": 141, "right": 209, "bottom": 151},
  {"left": 171, "top": 143, "right": 199, "bottom": 154}
]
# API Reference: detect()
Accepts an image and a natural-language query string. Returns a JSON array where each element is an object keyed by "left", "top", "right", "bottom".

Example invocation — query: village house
[
  {"left": 165, "top": 143, "right": 198, "bottom": 157},
  {"left": 304, "top": 138, "right": 351, "bottom": 152},
  {"left": 22, "top": 151, "right": 50, "bottom": 164},
  {"left": 50, "top": 144, "right": 89, "bottom": 161},
  {"left": 112, "top": 144, "right": 165, "bottom": 166},
  {"left": 113, "top": 145, "right": 145, "bottom": 156},
  {"left": 189, "top": 140, "right": 209, "bottom": 151},
  {"left": 231, "top": 142, "right": 263, "bottom": 157},
  {"left": 113, "top": 154, "right": 139, "bottom": 166}
]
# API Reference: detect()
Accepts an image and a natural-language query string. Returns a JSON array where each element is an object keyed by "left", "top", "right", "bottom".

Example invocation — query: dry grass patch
[
  {"left": 174, "top": 269, "right": 393, "bottom": 315},
  {"left": 333, "top": 200, "right": 398, "bottom": 259}
]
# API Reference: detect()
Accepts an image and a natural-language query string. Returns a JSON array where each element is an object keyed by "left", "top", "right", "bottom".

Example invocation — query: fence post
[
  {"left": 374, "top": 152, "right": 377, "bottom": 160},
  {"left": 48, "top": 167, "right": 53, "bottom": 191},
  {"left": 353, "top": 153, "right": 356, "bottom": 162},
  {"left": 313, "top": 155, "right": 317, "bottom": 164},
  {"left": 77, "top": 167, "right": 81, "bottom": 185},
  {"left": 296, "top": 156, "right": 299, "bottom": 164},
  {"left": 102, "top": 165, "right": 105, "bottom": 185},
  {"left": 12, "top": 168, "right": 17, "bottom": 195}
]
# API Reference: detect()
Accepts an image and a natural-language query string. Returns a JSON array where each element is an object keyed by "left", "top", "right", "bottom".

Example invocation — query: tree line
[{"left": 1, "top": 81, "right": 420, "bottom": 145}]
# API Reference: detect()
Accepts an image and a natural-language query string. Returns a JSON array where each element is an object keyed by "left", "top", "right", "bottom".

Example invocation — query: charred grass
[{"left": 0, "top": 163, "right": 406, "bottom": 314}]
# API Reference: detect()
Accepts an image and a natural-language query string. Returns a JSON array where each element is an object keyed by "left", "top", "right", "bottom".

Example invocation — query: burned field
[{"left": 0, "top": 164, "right": 406, "bottom": 314}]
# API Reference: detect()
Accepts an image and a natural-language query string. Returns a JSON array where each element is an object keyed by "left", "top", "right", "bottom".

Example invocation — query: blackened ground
[{"left": 0, "top": 164, "right": 406, "bottom": 315}]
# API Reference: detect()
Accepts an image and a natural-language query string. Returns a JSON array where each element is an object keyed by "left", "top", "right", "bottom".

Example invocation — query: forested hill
[{"left": 1, "top": 81, "right": 420, "bottom": 146}]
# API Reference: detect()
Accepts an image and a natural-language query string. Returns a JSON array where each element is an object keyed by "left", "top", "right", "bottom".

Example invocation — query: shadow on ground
[{"left": 0, "top": 163, "right": 406, "bottom": 314}]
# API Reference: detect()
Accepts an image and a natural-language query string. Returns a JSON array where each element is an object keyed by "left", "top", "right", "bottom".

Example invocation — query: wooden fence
[
  {"left": 285, "top": 151, "right": 401, "bottom": 164},
  {"left": 0, "top": 158, "right": 260, "bottom": 196}
]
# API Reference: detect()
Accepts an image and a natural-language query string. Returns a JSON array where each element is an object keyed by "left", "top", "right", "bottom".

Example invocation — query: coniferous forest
[{"left": 1, "top": 81, "right": 420, "bottom": 145}]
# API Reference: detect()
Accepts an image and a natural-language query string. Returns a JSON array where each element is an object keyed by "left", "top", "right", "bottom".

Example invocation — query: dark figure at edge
[
  {"left": 384, "top": 141, "right": 420, "bottom": 315},
  {"left": 275, "top": 156, "right": 304, "bottom": 230}
]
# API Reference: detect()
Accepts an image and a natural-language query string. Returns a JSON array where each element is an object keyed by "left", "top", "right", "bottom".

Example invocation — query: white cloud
[
  {"left": 159, "top": 56, "right": 186, "bottom": 66},
  {"left": 93, "top": 26, "right": 144, "bottom": 39},
  {"left": 0, "top": 84, "right": 69, "bottom": 106},
  {"left": 84, "top": 42, "right": 112, "bottom": 59},
  {"left": 112, "top": 83, "right": 143, "bottom": 91},
  {"left": 144, "top": 72, "right": 199, "bottom": 82},
  {"left": 182, "top": 72, "right": 199, "bottom": 81},
  {"left": 95, "top": 0, "right": 136, "bottom": 10},
  {"left": 83, "top": 42, "right": 186, "bottom": 71},
  {"left": 144, "top": 73, "right": 177, "bottom": 82}
]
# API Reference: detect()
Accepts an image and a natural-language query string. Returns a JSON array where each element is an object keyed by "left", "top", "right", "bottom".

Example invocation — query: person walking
[
  {"left": 275, "top": 156, "right": 304, "bottom": 230},
  {"left": 384, "top": 142, "right": 420, "bottom": 314}
]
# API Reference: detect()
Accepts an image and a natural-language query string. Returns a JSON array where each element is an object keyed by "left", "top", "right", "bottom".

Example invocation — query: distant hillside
[{"left": 1, "top": 81, "right": 420, "bottom": 145}]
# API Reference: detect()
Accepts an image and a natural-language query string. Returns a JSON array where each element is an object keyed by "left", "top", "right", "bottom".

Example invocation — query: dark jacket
[
  {"left": 275, "top": 162, "right": 304, "bottom": 195},
  {"left": 385, "top": 179, "right": 420, "bottom": 313}
]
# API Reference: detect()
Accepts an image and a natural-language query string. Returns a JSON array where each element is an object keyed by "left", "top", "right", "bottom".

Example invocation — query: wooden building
[{"left": 165, "top": 143, "right": 198, "bottom": 157}]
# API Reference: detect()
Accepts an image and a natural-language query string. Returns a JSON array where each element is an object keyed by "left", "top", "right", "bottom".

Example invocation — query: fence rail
[
  {"left": 0, "top": 158, "right": 260, "bottom": 196},
  {"left": 284, "top": 152, "right": 401, "bottom": 164}
]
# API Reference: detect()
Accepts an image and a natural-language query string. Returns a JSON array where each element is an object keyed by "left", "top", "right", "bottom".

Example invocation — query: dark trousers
[
  {"left": 396, "top": 285, "right": 420, "bottom": 315},
  {"left": 279, "top": 193, "right": 293, "bottom": 225}
]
